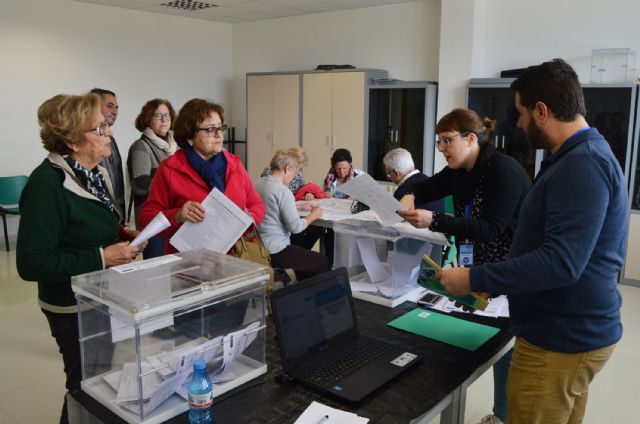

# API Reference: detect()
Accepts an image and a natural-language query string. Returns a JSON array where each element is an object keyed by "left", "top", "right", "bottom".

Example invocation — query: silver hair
[{"left": 383, "top": 148, "right": 415, "bottom": 176}]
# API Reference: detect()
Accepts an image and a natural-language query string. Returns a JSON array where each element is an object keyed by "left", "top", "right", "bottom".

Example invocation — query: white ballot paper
[
  {"left": 294, "top": 401, "right": 369, "bottom": 424},
  {"left": 130, "top": 212, "right": 170, "bottom": 247},
  {"left": 170, "top": 188, "right": 252, "bottom": 254},
  {"left": 335, "top": 174, "right": 405, "bottom": 226}
]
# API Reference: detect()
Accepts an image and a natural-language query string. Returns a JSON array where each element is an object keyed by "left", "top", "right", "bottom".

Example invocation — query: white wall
[
  {"left": 0, "top": 0, "right": 232, "bottom": 240},
  {"left": 231, "top": 0, "right": 442, "bottom": 137},
  {"left": 480, "top": 0, "right": 640, "bottom": 82}
]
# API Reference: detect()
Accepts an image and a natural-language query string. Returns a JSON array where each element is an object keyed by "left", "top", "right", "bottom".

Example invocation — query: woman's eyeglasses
[
  {"left": 197, "top": 124, "right": 228, "bottom": 136},
  {"left": 152, "top": 113, "right": 171, "bottom": 121},
  {"left": 436, "top": 132, "right": 470, "bottom": 149},
  {"left": 87, "top": 121, "right": 110, "bottom": 136}
]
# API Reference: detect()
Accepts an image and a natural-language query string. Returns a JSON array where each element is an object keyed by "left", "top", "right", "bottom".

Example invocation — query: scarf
[
  {"left": 185, "top": 146, "right": 227, "bottom": 192},
  {"left": 323, "top": 165, "right": 356, "bottom": 192},
  {"left": 142, "top": 127, "right": 178, "bottom": 155},
  {"left": 63, "top": 155, "right": 114, "bottom": 212}
]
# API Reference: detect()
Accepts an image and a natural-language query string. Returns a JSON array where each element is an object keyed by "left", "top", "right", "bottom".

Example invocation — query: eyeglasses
[
  {"left": 436, "top": 132, "right": 470, "bottom": 149},
  {"left": 152, "top": 113, "right": 171, "bottom": 121},
  {"left": 197, "top": 124, "right": 228, "bottom": 136},
  {"left": 87, "top": 121, "right": 110, "bottom": 136}
]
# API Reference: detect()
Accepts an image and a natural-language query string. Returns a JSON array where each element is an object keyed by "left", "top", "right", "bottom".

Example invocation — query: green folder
[{"left": 388, "top": 308, "right": 500, "bottom": 351}]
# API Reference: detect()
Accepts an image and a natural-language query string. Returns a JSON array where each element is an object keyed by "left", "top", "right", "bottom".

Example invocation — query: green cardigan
[{"left": 17, "top": 154, "right": 120, "bottom": 313}]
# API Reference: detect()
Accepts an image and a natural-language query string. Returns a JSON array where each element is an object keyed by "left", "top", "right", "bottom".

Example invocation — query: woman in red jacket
[{"left": 139, "top": 98, "right": 265, "bottom": 254}]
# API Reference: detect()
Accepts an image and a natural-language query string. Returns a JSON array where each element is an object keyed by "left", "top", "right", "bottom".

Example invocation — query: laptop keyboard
[{"left": 299, "top": 338, "right": 392, "bottom": 386}]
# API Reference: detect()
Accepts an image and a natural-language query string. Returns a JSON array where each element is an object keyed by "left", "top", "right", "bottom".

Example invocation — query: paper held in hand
[
  {"left": 335, "top": 174, "right": 405, "bottom": 226},
  {"left": 418, "top": 255, "right": 489, "bottom": 311},
  {"left": 130, "top": 212, "right": 171, "bottom": 247},
  {"left": 170, "top": 188, "right": 252, "bottom": 254}
]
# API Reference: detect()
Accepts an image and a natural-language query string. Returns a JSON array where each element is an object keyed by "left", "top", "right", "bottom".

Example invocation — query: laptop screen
[{"left": 271, "top": 268, "right": 357, "bottom": 367}]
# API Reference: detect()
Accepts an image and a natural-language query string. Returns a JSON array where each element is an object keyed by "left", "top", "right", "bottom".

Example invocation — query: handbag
[{"left": 229, "top": 224, "right": 275, "bottom": 292}]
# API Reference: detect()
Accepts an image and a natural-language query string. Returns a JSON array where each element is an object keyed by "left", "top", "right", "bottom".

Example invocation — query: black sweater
[{"left": 410, "top": 144, "right": 531, "bottom": 264}]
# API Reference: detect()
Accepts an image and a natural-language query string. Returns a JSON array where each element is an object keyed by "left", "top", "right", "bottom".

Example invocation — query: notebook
[{"left": 270, "top": 267, "right": 422, "bottom": 402}]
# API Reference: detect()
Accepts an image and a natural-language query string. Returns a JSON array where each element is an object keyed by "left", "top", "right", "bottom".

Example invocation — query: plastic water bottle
[{"left": 188, "top": 359, "right": 213, "bottom": 424}]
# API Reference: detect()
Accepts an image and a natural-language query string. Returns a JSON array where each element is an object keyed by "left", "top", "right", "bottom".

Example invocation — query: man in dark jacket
[
  {"left": 383, "top": 148, "right": 443, "bottom": 213},
  {"left": 91, "top": 88, "right": 126, "bottom": 222}
]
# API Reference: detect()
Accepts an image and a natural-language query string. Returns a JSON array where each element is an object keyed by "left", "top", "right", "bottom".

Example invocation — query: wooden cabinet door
[
  {"left": 272, "top": 74, "right": 300, "bottom": 151},
  {"left": 247, "top": 75, "right": 273, "bottom": 180},
  {"left": 332, "top": 72, "right": 366, "bottom": 172},
  {"left": 302, "top": 73, "right": 333, "bottom": 186}
]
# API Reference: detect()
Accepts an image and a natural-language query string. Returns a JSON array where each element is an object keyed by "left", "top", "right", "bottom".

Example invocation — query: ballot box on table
[
  {"left": 333, "top": 220, "right": 448, "bottom": 308},
  {"left": 71, "top": 248, "right": 269, "bottom": 424}
]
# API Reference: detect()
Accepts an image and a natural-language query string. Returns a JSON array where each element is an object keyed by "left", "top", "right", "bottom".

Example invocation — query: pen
[
  {"left": 422, "top": 255, "right": 442, "bottom": 271},
  {"left": 315, "top": 414, "right": 329, "bottom": 424}
]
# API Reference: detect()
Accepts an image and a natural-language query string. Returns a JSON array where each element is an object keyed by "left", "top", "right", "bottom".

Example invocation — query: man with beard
[
  {"left": 436, "top": 59, "right": 628, "bottom": 424},
  {"left": 91, "top": 88, "right": 126, "bottom": 222}
]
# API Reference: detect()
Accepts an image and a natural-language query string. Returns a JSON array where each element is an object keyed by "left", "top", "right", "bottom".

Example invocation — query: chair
[{"left": 0, "top": 175, "right": 28, "bottom": 251}]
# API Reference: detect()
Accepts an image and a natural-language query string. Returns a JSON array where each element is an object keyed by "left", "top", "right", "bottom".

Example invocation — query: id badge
[{"left": 459, "top": 243, "right": 474, "bottom": 266}]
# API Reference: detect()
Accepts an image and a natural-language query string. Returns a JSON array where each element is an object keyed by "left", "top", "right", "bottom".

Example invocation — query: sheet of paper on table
[{"left": 294, "top": 401, "right": 369, "bottom": 424}]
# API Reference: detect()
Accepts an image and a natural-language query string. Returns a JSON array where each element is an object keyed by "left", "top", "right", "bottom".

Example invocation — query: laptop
[{"left": 270, "top": 267, "right": 421, "bottom": 402}]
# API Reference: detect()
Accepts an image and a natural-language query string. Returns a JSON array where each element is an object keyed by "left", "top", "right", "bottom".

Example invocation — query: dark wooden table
[{"left": 69, "top": 300, "right": 513, "bottom": 424}]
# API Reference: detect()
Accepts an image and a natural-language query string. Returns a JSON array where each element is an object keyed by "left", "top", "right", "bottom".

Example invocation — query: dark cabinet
[
  {"left": 467, "top": 79, "right": 637, "bottom": 183},
  {"left": 367, "top": 82, "right": 437, "bottom": 180}
]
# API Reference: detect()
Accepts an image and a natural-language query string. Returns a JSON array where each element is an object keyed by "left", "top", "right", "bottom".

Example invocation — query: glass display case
[
  {"left": 71, "top": 249, "right": 269, "bottom": 424},
  {"left": 333, "top": 219, "right": 448, "bottom": 308},
  {"left": 368, "top": 81, "right": 438, "bottom": 180}
]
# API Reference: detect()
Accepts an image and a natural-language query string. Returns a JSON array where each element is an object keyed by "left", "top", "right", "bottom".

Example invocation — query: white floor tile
[{"left": 0, "top": 375, "right": 66, "bottom": 424}]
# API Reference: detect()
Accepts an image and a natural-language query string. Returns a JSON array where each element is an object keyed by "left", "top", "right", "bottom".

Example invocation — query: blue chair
[{"left": 0, "top": 175, "right": 28, "bottom": 251}]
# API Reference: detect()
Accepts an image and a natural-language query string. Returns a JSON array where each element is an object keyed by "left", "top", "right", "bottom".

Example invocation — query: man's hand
[
  {"left": 397, "top": 209, "right": 433, "bottom": 228},
  {"left": 436, "top": 267, "right": 471, "bottom": 297},
  {"left": 399, "top": 194, "right": 415, "bottom": 210}
]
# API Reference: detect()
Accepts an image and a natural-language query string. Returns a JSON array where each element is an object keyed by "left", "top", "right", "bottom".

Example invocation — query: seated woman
[
  {"left": 16, "top": 92, "right": 144, "bottom": 423},
  {"left": 323, "top": 148, "right": 365, "bottom": 199},
  {"left": 255, "top": 147, "right": 330, "bottom": 280},
  {"left": 260, "top": 151, "right": 323, "bottom": 201},
  {"left": 138, "top": 98, "right": 265, "bottom": 253},
  {"left": 127, "top": 98, "right": 178, "bottom": 259}
]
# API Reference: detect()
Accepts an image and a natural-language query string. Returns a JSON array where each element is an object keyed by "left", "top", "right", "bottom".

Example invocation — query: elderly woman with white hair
[{"left": 255, "top": 147, "right": 330, "bottom": 280}]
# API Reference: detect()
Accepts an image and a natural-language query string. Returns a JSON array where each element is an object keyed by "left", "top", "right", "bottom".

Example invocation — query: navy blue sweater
[{"left": 471, "top": 128, "right": 627, "bottom": 353}]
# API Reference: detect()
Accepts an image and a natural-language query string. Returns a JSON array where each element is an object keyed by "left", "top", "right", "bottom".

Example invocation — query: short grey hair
[
  {"left": 383, "top": 148, "right": 415, "bottom": 175},
  {"left": 270, "top": 147, "right": 307, "bottom": 171}
]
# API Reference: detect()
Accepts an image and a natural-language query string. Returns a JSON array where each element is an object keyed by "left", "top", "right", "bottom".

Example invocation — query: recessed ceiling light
[{"left": 160, "top": 0, "right": 217, "bottom": 11}]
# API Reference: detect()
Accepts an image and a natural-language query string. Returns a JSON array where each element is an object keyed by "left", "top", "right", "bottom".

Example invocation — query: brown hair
[
  {"left": 38, "top": 93, "right": 102, "bottom": 155},
  {"left": 270, "top": 147, "right": 308, "bottom": 171},
  {"left": 134, "top": 99, "right": 176, "bottom": 132},
  {"left": 173, "top": 98, "right": 225, "bottom": 148},
  {"left": 435, "top": 108, "right": 496, "bottom": 144}
]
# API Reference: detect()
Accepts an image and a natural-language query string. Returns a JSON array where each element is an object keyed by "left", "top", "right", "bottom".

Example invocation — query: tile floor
[{"left": 0, "top": 245, "right": 638, "bottom": 423}]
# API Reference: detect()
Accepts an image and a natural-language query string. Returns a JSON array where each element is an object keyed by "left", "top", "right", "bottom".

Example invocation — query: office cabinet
[
  {"left": 368, "top": 82, "right": 438, "bottom": 180},
  {"left": 246, "top": 73, "right": 300, "bottom": 180},
  {"left": 467, "top": 79, "right": 637, "bottom": 182},
  {"left": 302, "top": 70, "right": 387, "bottom": 185}
]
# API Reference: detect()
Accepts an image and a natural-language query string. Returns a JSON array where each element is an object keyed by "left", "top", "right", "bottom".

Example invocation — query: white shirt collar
[{"left": 398, "top": 169, "right": 420, "bottom": 187}]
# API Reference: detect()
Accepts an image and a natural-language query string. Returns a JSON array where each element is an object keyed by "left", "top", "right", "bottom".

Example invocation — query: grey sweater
[
  {"left": 127, "top": 135, "right": 172, "bottom": 227},
  {"left": 255, "top": 175, "right": 308, "bottom": 254}
]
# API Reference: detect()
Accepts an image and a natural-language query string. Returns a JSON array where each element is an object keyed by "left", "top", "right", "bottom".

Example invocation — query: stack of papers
[
  {"left": 102, "top": 321, "right": 261, "bottom": 416},
  {"left": 431, "top": 295, "right": 510, "bottom": 318},
  {"left": 294, "top": 401, "right": 369, "bottom": 424}
]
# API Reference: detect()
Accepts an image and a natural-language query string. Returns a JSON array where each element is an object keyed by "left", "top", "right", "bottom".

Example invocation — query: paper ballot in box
[{"left": 71, "top": 249, "right": 269, "bottom": 424}]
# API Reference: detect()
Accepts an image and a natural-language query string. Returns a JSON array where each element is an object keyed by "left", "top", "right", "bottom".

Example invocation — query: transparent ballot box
[
  {"left": 71, "top": 249, "right": 269, "bottom": 424},
  {"left": 333, "top": 220, "right": 448, "bottom": 308}
]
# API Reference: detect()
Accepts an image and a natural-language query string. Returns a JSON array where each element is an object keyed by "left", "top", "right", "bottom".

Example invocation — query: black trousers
[
  {"left": 290, "top": 226, "right": 334, "bottom": 267},
  {"left": 42, "top": 309, "right": 81, "bottom": 424},
  {"left": 270, "top": 244, "right": 330, "bottom": 281}
]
